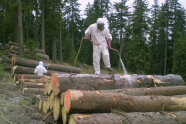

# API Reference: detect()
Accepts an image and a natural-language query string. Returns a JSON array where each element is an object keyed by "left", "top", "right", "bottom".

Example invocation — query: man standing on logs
[
  {"left": 34, "top": 61, "right": 47, "bottom": 76},
  {"left": 85, "top": 18, "right": 113, "bottom": 74}
]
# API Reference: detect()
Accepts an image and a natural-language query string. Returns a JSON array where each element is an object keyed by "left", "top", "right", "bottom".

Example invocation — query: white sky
[{"left": 78, "top": 0, "right": 186, "bottom": 16}]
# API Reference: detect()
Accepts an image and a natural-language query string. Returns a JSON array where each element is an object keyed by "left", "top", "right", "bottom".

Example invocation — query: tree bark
[
  {"left": 41, "top": 0, "right": 45, "bottom": 51},
  {"left": 51, "top": 74, "right": 185, "bottom": 96},
  {"left": 22, "top": 82, "right": 45, "bottom": 88},
  {"left": 52, "top": 32, "right": 57, "bottom": 63},
  {"left": 12, "top": 65, "right": 67, "bottom": 76},
  {"left": 36, "top": 53, "right": 49, "bottom": 61},
  {"left": 2, "top": 56, "right": 12, "bottom": 64},
  {"left": 100, "top": 86, "right": 186, "bottom": 96},
  {"left": 13, "top": 56, "right": 81, "bottom": 73},
  {"left": 17, "top": 0, "right": 24, "bottom": 57},
  {"left": 3, "top": 63, "right": 11, "bottom": 71},
  {"left": 63, "top": 90, "right": 186, "bottom": 115},
  {"left": 59, "top": 24, "right": 62, "bottom": 64},
  {"left": 69, "top": 112, "right": 186, "bottom": 124},
  {"left": 9, "top": 45, "right": 45, "bottom": 54},
  {"left": 19, "top": 74, "right": 48, "bottom": 79},
  {"left": 22, "top": 88, "right": 44, "bottom": 95}
]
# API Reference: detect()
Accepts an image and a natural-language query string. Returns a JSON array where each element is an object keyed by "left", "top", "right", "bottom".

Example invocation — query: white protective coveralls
[
  {"left": 34, "top": 61, "right": 47, "bottom": 76},
  {"left": 85, "top": 18, "right": 112, "bottom": 74}
]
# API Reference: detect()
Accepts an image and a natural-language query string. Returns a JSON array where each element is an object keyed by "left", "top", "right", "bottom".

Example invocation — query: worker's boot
[
  {"left": 108, "top": 67, "right": 113, "bottom": 72},
  {"left": 108, "top": 67, "right": 114, "bottom": 74}
]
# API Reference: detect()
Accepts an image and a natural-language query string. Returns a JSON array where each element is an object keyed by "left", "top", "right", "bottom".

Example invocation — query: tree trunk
[
  {"left": 12, "top": 56, "right": 80, "bottom": 73},
  {"left": 59, "top": 24, "right": 62, "bottom": 64},
  {"left": 14, "top": 2, "right": 19, "bottom": 44},
  {"left": 52, "top": 32, "right": 57, "bottom": 63},
  {"left": 41, "top": 0, "right": 45, "bottom": 51},
  {"left": 69, "top": 112, "right": 186, "bottom": 124},
  {"left": 17, "top": 0, "right": 24, "bottom": 57},
  {"left": 63, "top": 89, "right": 186, "bottom": 115},
  {"left": 51, "top": 74, "right": 185, "bottom": 96}
]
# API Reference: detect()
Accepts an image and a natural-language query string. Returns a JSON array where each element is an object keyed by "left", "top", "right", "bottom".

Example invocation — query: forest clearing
[{"left": 0, "top": 41, "right": 185, "bottom": 124}]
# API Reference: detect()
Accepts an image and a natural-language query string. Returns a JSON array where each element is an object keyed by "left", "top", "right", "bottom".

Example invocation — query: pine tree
[
  {"left": 127, "top": 0, "right": 150, "bottom": 74},
  {"left": 113, "top": 0, "right": 130, "bottom": 70},
  {"left": 149, "top": 0, "right": 160, "bottom": 74},
  {"left": 172, "top": 5, "right": 186, "bottom": 81}
]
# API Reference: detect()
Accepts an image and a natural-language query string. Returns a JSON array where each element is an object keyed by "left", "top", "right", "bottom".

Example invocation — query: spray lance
[{"left": 74, "top": 37, "right": 128, "bottom": 75}]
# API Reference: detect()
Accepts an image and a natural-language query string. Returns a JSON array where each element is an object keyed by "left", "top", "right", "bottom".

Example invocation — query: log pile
[
  {"left": 2, "top": 41, "right": 81, "bottom": 83},
  {"left": 16, "top": 74, "right": 51, "bottom": 96},
  {"left": 37, "top": 73, "right": 186, "bottom": 124}
]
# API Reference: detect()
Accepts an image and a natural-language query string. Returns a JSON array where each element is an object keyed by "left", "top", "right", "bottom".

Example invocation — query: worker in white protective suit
[
  {"left": 34, "top": 61, "right": 47, "bottom": 76},
  {"left": 85, "top": 18, "right": 113, "bottom": 74}
]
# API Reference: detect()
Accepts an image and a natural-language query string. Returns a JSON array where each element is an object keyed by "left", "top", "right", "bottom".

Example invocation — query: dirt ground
[{"left": 0, "top": 73, "right": 50, "bottom": 124}]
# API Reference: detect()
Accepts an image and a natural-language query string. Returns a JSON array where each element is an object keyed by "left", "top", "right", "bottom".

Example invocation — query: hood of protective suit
[
  {"left": 97, "top": 18, "right": 105, "bottom": 24},
  {"left": 39, "top": 61, "right": 43, "bottom": 66}
]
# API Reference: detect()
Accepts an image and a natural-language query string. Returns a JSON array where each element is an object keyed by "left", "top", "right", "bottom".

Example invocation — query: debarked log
[
  {"left": 51, "top": 74, "right": 185, "bottom": 96},
  {"left": 68, "top": 111, "right": 186, "bottom": 124}
]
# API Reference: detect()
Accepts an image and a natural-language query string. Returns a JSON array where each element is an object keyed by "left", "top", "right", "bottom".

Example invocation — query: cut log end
[
  {"left": 53, "top": 96, "right": 60, "bottom": 121},
  {"left": 43, "top": 100, "right": 49, "bottom": 114},
  {"left": 60, "top": 92, "right": 64, "bottom": 106},
  {"left": 63, "top": 90, "right": 71, "bottom": 114},
  {"left": 39, "top": 99, "right": 43, "bottom": 111},
  {"left": 62, "top": 107, "right": 67, "bottom": 124}
]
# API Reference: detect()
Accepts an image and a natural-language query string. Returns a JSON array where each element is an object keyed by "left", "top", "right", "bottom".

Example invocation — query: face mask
[{"left": 97, "top": 23, "right": 105, "bottom": 30}]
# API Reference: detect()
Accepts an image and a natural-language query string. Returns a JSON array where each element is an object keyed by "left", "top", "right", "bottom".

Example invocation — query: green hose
[{"left": 73, "top": 37, "right": 85, "bottom": 67}]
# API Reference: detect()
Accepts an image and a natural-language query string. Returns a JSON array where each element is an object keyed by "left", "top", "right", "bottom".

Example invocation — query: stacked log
[
  {"left": 5, "top": 41, "right": 49, "bottom": 61},
  {"left": 49, "top": 73, "right": 185, "bottom": 96},
  {"left": 2, "top": 56, "right": 12, "bottom": 71},
  {"left": 62, "top": 88, "right": 186, "bottom": 124},
  {"left": 68, "top": 112, "right": 186, "bottom": 124},
  {"left": 12, "top": 56, "right": 81, "bottom": 73},
  {"left": 2, "top": 41, "right": 49, "bottom": 71},
  {"left": 38, "top": 73, "right": 185, "bottom": 123},
  {"left": 19, "top": 74, "right": 51, "bottom": 96}
]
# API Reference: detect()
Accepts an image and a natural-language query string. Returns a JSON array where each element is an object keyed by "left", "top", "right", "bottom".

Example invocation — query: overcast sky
[{"left": 78, "top": 0, "right": 186, "bottom": 16}]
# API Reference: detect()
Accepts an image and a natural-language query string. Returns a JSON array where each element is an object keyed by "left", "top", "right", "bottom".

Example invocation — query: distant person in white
[
  {"left": 85, "top": 18, "right": 113, "bottom": 74},
  {"left": 34, "top": 61, "right": 47, "bottom": 76}
]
